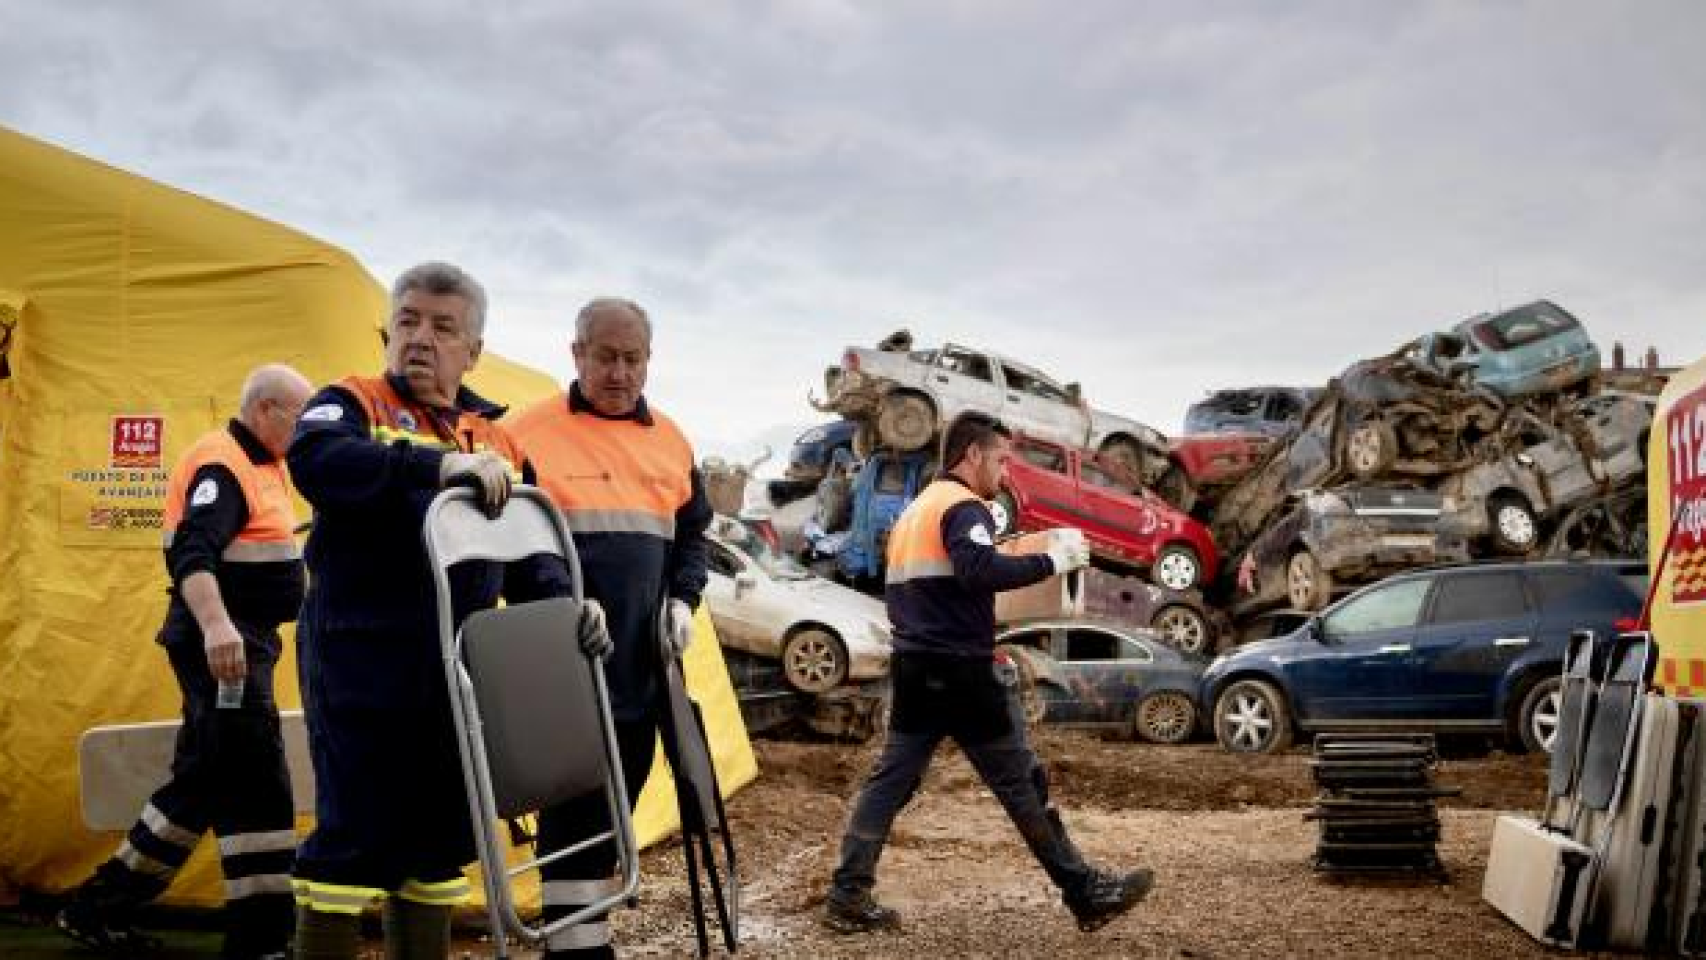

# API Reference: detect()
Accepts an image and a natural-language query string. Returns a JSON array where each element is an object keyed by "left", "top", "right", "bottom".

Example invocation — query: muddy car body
[
  {"left": 990, "top": 432, "right": 1220, "bottom": 593},
  {"left": 1080, "top": 566, "right": 1229, "bottom": 656},
  {"left": 1183, "top": 386, "right": 1317, "bottom": 438},
  {"left": 1234, "top": 486, "right": 1470, "bottom": 615},
  {"left": 1451, "top": 299, "right": 1602, "bottom": 398},
  {"left": 702, "top": 517, "right": 892, "bottom": 694},
  {"left": 1440, "top": 394, "right": 1651, "bottom": 556},
  {"left": 812, "top": 334, "right": 1171, "bottom": 485},
  {"left": 997, "top": 618, "right": 1206, "bottom": 743},
  {"left": 1166, "top": 431, "right": 1274, "bottom": 514}
]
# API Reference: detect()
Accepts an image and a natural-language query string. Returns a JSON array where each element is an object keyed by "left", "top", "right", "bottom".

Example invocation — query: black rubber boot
[
  {"left": 1064, "top": 867, "right": 1155, "bottom": 933},
  {"left": 822, "top": 888, "right": 901, "bottom": 934},
  {"left": 291, "top": 905, "right": 360, "bottom": 960},
  {"left": 382, "top": 898, "right": 451, "bottom": 960}
]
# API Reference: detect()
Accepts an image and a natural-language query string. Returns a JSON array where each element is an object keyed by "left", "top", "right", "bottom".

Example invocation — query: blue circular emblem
[{"left": 397, "top": 411, "right": 416, "bottom": 431}]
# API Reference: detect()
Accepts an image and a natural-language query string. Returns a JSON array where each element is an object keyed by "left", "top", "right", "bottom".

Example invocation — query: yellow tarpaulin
[{"left": 0, "top": 125, "right": 757, "bottom": 906}]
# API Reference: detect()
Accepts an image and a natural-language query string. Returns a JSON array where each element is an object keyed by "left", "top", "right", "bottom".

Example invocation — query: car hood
[{"left": 780, "top": 577, "right": 891, "bottom": 626}]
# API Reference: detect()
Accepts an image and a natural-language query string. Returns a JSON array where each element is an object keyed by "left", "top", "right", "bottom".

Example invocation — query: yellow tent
[{"left": 0, "top": 126, "right": 756, "bottom": 905}]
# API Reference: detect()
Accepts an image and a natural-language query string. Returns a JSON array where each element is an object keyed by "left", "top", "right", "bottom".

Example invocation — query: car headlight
[
  {"left": 868, "top": 621, "right": 893, "bottom": 645},
  {"left": 1440, "top": 495, "right": 1459, "bottom": 512}
]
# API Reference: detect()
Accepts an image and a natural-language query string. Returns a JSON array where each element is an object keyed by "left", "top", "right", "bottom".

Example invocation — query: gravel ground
[{"left": 539, "top": 731, "right": 1563, "bottom": 959}]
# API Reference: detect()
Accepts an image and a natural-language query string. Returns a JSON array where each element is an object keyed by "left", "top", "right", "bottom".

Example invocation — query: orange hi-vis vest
[
  {"left": 338, "top": 374, "right": 524, "bottom": 470},
  {"left": 162, "top": 428, "right": 299, "bottom": 563},
  {"left": 886, "top": 479, "right": 981, "bottom": 585},
  {"left": 507, "top": 397, "right": 694, "bottom": 538}
]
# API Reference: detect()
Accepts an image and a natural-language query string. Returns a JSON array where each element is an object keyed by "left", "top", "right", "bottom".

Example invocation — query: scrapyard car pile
[{"left": 722, "top": 298, "right": 1657, "bottom": 748}]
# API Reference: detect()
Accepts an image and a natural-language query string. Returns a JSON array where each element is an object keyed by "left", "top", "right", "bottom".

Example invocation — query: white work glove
[
  {"left": 203, "top": 619, "right": 247, "bottom": 683},
  {"left": 440, "top": 450, "right": 512, "bottom": 518},
  {"left": 660, "top": 598, "right": 694, "bottom": 661},
  {"left": 577, "top": 598, "right": 613, "bottom": 661},
  {"left": 1044, "top": 528, "right": 1091, "bottom": 575}
]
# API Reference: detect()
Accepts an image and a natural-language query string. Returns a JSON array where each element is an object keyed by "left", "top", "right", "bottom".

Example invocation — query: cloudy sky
[{"left": 4, "top": 1, "right": 1703, "bottom": 462}]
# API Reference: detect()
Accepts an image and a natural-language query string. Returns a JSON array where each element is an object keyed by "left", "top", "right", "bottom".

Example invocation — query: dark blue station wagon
[{"left": 1200, "top": 560, "right": 1644, "bottom": 754}]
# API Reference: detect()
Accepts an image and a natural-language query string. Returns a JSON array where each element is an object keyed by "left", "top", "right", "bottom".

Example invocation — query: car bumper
[
  {"left": 1315, "top": 529, "right": 1468, "bottom": 576},
  {"left": 848, "top": 639, "right": 892, "bottom": 680},
  {"left": 1487, "top": 350, "right": 1600, "bottom": 397}
]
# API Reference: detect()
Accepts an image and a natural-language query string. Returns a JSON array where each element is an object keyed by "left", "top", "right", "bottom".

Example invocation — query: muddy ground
[{"left": 584, "top": 730, "right": 1565, "bottom": 959}]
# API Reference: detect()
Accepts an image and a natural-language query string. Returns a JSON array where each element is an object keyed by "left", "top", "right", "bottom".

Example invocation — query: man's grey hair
[
  {"left": 575, "top": 297, "right": 652, "bottom": 344},
  {"left": 391, "top": 261, "right": 488, "bottom": 339},
  {"left": 239, "top": 363, "right": 311, "bottom": 415}
]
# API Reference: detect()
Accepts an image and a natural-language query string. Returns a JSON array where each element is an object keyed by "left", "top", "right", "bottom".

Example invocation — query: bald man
[{"left": 58, "top": 363, "right": 313, "bottom": 960}]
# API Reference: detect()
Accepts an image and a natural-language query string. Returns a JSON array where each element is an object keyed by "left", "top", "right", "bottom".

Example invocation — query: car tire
[
  {"left": 1285, "top": 549, "right": 1333, "bottom": 611},
  {"left": 1345, "top": 418, "right": 1397, "bottom": 479},
  {"left": 1515, "top": 676, "right": 1563, "bottom": 755},
  {"left": 1154, "top": 464, "right": 1197, "bottom": 514},
  {"left": 1151, "top": 544, "right": 1202, "bottom": 592},
  {"left": 781, "top": 628, "right": 849, "bottom": 694},
  {"left": 1214, "top": 679, "right": 1293, "bottom": 754},
  {"left": 1134, "top": 691, "right": 1197, "bottom": 744},
  {"left": 1488, "top": 492, "right": 1539, "bottom": 556},
  {"left": 1151, "top": 604, "right": 1212, "bottom": 656},
  {"left": 1098, "top": 437, "right": 1148, "bottom": 486},
  {"left": 876, "top": 393, "right": 936, "bottom": 452},
  {"left": 990, "top": 491, "right": 1020, "bottom": 536}
]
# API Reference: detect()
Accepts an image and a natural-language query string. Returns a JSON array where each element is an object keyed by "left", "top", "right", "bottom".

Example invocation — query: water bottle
[{"left": 216, "top": 678, "right": 244, "bottom": 710}]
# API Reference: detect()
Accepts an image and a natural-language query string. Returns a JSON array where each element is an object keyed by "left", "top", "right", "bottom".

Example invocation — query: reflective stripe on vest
[
  {"left": 161, "top": 428, "right": 299, "bottom": 562},
  {"left": 339, "top": 375, "right": 524, "bottom": 475},
  {"left": 507, "top": 394, "right": 694, "bottom": 538},
  {"left": 885, "top": 480, "right": 981, "bottom": 585}
]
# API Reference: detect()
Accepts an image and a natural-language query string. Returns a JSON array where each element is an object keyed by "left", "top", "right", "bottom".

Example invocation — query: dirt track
[{"left": 592, "top": 731, "right": 1563, "bottom": 959}]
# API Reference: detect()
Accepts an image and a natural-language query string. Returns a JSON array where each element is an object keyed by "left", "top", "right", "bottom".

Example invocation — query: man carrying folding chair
[
  {"left": 508, "top": 296, "right": 713, "bottom": 959},
  {"left": 286, "top": 263, "right": 611, "bottom": 959}
]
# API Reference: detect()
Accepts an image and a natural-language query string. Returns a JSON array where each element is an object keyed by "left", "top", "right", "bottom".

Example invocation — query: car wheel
[
  {"left": 876, "top": 393, "right": 936, "bottom": 452},
  {"left": 781, "top": 628, "right": 849, "bottom": 694},
  {"left": 1151, "top": 544, "right": 1202, "bottom": 592},
  {"left": 1151, "top": 604, "right": 1211, "bottom": 656},
  {"left": 990, "top": 491, "right": 1019, "bottom": 536},
  {"left": 1488, "top": 492, "right": 1539, "bottom": 556},
  {"left": 1285, "top": 550, "right": 1333, "bottom": 611},
  {"left": 1134, "top": 691, "right": 1196, "bottom": 744},
  {"left": 1345, "top": 418, "right": 1397, "bottom": 479},
  {"left": 1098, "top": 438, "right": 1147, "bottom": 486},
  {"left": 1516, "top": 676, "right": 1563, "bottom": 755},
  {"left": 1154, "top": 464, "right": 1197, "bottom": 513},
  {"left": 1214, "top": 679, "right": 1293, "bottom": 754}
]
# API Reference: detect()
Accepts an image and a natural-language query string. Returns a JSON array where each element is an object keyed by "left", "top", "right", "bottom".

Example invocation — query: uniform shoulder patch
[
  {"left": 969, "top": 523, "right": 993, "bottom": 546},
  {"left": 190, "top": 478, "right": 219, "bottom": 507},
  {"left": 301, "top": 403, "right": 343, "bottom": 422}
]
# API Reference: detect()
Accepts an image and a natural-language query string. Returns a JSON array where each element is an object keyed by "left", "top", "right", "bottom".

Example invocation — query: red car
[{"left": 989, "top": 433, "right": 1220, "bottom": 593}]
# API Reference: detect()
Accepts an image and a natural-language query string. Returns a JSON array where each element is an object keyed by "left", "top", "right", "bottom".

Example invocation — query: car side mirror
[{"left": 734, "top": 572, "right": 758, "bottom": 597}]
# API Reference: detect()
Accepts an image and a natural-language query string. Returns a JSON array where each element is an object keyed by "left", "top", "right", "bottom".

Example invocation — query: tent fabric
[{"left": 0, "top": 125, "right": 756, "bottom": 907}]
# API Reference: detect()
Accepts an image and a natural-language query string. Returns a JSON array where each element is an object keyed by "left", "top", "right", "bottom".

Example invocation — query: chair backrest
[
  {"left": 460, "top": 597, "right": 609, "bottom": 819},
  {"left": 424, "top": 487, "right": 570, "bottom": 569},
  {"left": 1548, "top": 629, "right": 1599, "bottom": 802},
  {"left": 1576, "top": 632, "right": 1654, "bottom": 813}
]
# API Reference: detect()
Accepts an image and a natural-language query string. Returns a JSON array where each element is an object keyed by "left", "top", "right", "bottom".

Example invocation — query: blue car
[
  {"left": 1200, "top": 559, "right": 1644, "bottom": 754},
  {"left": 837, "top": 448, "right": 934, "bottom": 584},
  {"left": 786, "top": 419, "right": 858, "bottom": 482},
  {"left": 1451, "top": 299, "right": 1602, "bottom": 397}
]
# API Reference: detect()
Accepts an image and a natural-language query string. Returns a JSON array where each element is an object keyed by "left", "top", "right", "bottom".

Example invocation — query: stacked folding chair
[
  {"left": 1306, "top": 732, "right": 1456, "bottom": 879},
  {"left": 1482, "top": 629, "right": 1664, "bottom": 950}
]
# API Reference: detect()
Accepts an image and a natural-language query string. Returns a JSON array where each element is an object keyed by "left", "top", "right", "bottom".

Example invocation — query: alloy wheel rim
[
  {"left": 1156, "top": 609, "right": 1206, "bottom": 653},
  {"left": 1142, "top": 694, "right": 1193, "bottom": 741},
  {"left": 788, "top": 637, "right": 837, "bottom": 688},
  {"left": 1532, "top": 689, "right": 1561, "bottom": 753},
  {"left": 1225, "top": 692, "right": 1273, "bottom": 750},
  {"left": 1499, "top": 505, "right": 1536, "bottom": 547},
  {"left": 1157, "top": 553, "right": 1197, "bottom": 590}
]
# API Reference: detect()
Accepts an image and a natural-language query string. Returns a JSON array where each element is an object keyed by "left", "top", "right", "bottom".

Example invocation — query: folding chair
[
  {"left": 1542, "top": 629, "right": 1601, "bottom": 833},
  {"left": 423, "top": 486, "right": 640, "bottom": 959},
  {"left": 656, "top": 611, "right": 740, "bottom": 955}
]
